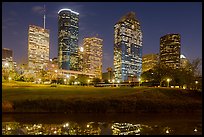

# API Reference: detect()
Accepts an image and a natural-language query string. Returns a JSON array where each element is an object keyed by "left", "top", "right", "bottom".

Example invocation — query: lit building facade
[
  {"left": 160, "top": 34, "right": 181, "bottom": 69},
  {"left": 78, "top": 47, "right": 84, "bottom": 72},
  {"left": 28, "top": 25, "right": 49, "bottom": 70},
  {"left": 114, "top": 12, "right": 142, "bottom": 82},
  {"left": 2, "top": 48, "right": 13, "bottom": 61},
  {"left": 58, "top": 9, "right": 79, "bottom": 70},
  {"left": 142, "top": 54, "right": 159, "bottom": 73},
  {"left": 2, "top": 48, "right": 16, "bottom": 73},
  {"left": 83, "top": 37, "right": 103, "bottom": 79},
  {"left": 180, "top": 54, "right": 189, "bottom": 68}
]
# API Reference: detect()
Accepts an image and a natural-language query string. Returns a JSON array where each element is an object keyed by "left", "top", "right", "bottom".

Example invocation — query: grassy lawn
[{"left": 2, "top": 81, "right": 202, "bottom": 113}]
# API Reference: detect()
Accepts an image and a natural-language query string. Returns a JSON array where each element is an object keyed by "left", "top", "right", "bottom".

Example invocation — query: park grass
[{"left": 2, "top": 82, "right": 202, "bottom": 113}]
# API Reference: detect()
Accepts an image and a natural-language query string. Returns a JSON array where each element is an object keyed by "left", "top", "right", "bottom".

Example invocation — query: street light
[
  {"left": 138, "top": 78, "right": 141, "bottom": 87},
  {"left": 167, "top": 78, "right": 170, "bottom": 87},
  {"left": 64, "top": 79, "right": 67, "bottom": 84},
  {"left": 112, "top": 79, "right": 115, "bottom": 87},
  {"left": 195, "top": 81, "right": 198, "bottom": 90},
  {"left": 8, "top": 77, "right": 12, "bottom": 82}
]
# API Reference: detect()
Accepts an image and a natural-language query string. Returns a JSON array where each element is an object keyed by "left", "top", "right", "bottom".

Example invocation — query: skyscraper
[
  {"left": 58, "top": 8, "right": 79, "bottom": 70},
  {"left": 114, "top": 12, "right": 142, "bottom": 82},
  {"left": 160, "top": 34, "right": 181, "bottom": 69},
  {"left": 142, "top": 53, "right": 159, "bottom": 73},
  {"left": 83, "top": 37, "right": 103, "bottom": 79},
  {"left": 78, "top": 46, "right": 84, "bottom": 72},
  {"left": 28, "top": 25, "right": 49, "bottom": 70}
]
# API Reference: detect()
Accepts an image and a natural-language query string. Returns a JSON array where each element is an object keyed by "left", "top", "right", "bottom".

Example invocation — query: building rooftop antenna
[{"left": 43, "top": 5, "right": 46, "bottom": 29}]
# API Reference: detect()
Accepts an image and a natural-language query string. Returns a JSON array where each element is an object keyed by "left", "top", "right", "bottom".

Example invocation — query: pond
[{"left": 2, "top": 112, "right": 202, "bottom": 135}]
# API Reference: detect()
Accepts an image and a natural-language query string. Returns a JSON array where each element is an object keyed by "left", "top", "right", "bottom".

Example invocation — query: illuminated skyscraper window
[
  {"left": 142, "top": 54, "right": 159, "bottom": 73},
  {"left": 114, "top": 12, "right": 142, "bottom": 82},
  {"left": 160, "top": 34, "right": 181, "bottom": 69},
  {"left": 28, "top": 25, "right": 49, "bottom": 70},
  {"left": 83, "top": 37, "right": 103, "bottom": 79},
  {"left": 58, "top": 8, "right": 79, "bottom": 70}
]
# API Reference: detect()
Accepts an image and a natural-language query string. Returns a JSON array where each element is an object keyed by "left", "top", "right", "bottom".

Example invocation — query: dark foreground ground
[{"left": 2, "top": 82, "right": 202, "bottom": 113}]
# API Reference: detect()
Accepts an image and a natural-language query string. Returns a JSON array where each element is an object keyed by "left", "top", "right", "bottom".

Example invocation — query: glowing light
[
  {"left": 87, "top": 124, "right": 90, "bottom": 128},
  {"left": 195, "top": 81, "right": 198, "bottom": 84},
  {"left": 166, "top": 129, "right": 169, "bottom": 134},
  {"left": 64, "top": 79, "right": 66, "bottom": 82},
  {"left": 58, "top": 8, "right": 79, "bottom": 15},
  {"left": 39, "top": 79, "right": 41, "bottom": 81},
  {"left": 108, "top": 79, "right": 110, "bottom": 82},
  {"left": 55, "top": 70, "right": 58, "bottom": 73},
  {"left": 112, "top": 80, "right": 115, "bottom": 83},
  {"left": 117, "top": 80, "right": 120, "bottom": 83},
  {"left": 180, "top": 54, "right": 186, "bottom": 59},
  {"left": 54, "top": 131, "right": 57, "bottom": 134},
  {"left": 80, "top": 47, "right": 84, "bottom": 52},
  {"left": 88, "top": 79, "right": 90, "bottom": 83},
  {"left": 66, "top": 74, "right": 70, "bottom": 78},
  {"left": 5, "top": 62, "right": 9, "bottom": 67},
  {"left": 8, "top": 77, "right": 12, "bottom": 81},
  {"left": 65, "top": 123, "right": 69, "bottom": 127},
  {"left": 194, "top": 128, "right": 197, "bottom": 132},
  {"left": 167, "top": 79, "right": 170, "bottom": 82},
  {"left": 7, "top": 127, "right": 11, "bottom": 130},
  {"left": 50, "top": 59, "right": 52, "bottom": 61},
  {"left": 138, "top": 78, "right": 141, "bottom": 81}
]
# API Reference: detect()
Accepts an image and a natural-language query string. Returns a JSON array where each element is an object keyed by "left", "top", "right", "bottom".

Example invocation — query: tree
[
  {"left": 141, "top": 58, "right": 202, "bottom": 89},
  {"left": 77, "top": 74, "right": 89, "bottom": 85},
  {"left": 92, "top": 78, "right": 101, "bottom": 85},
  {"left": 68, "top": 76, "right": 76, "bottom": 85}
]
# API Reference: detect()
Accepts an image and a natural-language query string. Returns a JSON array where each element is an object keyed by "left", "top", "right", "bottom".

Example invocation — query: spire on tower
[{"left": 43, "top": 5, "right": 46, "bottom": 29}]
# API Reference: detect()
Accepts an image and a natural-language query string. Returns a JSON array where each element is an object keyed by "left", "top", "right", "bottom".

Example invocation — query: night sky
[{"left": 2, "top": 2, "right": 202, "bottom": 72}]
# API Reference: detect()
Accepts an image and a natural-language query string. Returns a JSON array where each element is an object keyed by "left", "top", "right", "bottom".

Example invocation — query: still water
[{"left": 2, "top": 112, "right": 202, "bottom": 135}]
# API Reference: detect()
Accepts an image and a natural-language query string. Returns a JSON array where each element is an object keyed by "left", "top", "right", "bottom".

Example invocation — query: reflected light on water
[{"left": 2, "top": 120, "right": 202, "bottom": 135}]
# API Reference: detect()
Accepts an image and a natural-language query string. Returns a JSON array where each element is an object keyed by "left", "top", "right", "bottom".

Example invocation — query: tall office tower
[
  {"left": 142, "top": 53, "right": 159, "bottom": 73},
  {"left": 83, "top": 37, "right": 103, "bottom": 79},
  {"left": 58, "top": 9, "right": 79, "bottom": 70},
  {"left": 114, "top": 12, "right": 142, "bottom": 82},
  {"left": 28, "top": 25, "right": 49, "bottom": 70},
  {"left": 78, "top": 47, "right": 84, "bottom": 72},
  {"left": 160, "top": 34, "right": 181, "bottom": 69}
]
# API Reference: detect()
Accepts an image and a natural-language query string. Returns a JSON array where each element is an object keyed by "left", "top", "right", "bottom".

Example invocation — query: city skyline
[{"left": 2, "top": 2, "right": 202, "bottom": 72}]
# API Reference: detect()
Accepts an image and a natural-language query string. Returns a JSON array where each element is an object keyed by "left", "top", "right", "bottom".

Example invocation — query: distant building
[
  {"left": 102, "top": 67, "right": 114, "bottom": 82},
  {"left": 83, "top": 37, "right": 103, "bottom": 79},
  {"left": 47, "top": 57, "right": 59, "bottom": 71},
  {"left": 2, "top": 48, "right": 16, "bottom": 71},
  {"left": 78, "top": 47, "right": 84, "bottom": 72},
  {"left": 58, "top": 8, "right": 79, "bottom": 70},
  {"left": 28, "top": 25, "right": 49, "bottom": 70},
  {"left": 180, "top": 54, "right": 189, "bottom": 68},
  {"left": 114, "top": 12, "right": 142, "bottom": 82},
  {"left": 160, "top": 34, "right": 181, "bottom": 69},
  {"left": 2, "top": 48, "right": 13, "bottom": 61},
  {"left": 142, "top": 54, "right": 159, "bottom": 72}
]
